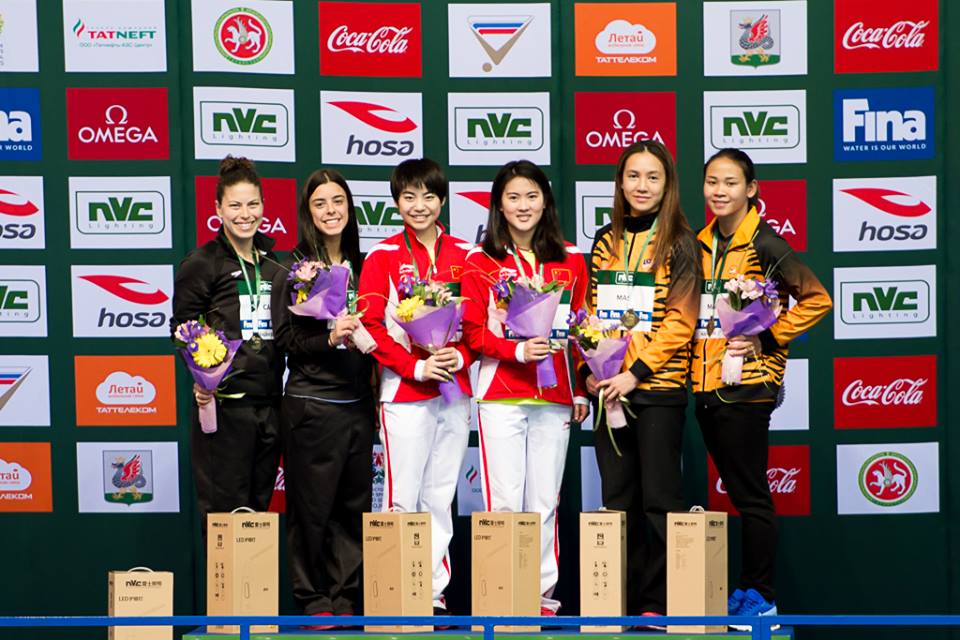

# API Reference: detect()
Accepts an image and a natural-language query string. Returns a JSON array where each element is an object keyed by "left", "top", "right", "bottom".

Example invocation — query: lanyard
[
  {"left": 236, "top": 249, "right": 262, "bottom": 333},
  {"left": 403, "top": 228, "right": 442, "bottom": 281},
  {"left": 709, "top": 227, "right": 734, "bottom": 308},
  {"left": 623, "top": 216, "right": 658, "bottom": 277},
  {"left": 508, "top": 244, "right": 544, "bottom": 283}
]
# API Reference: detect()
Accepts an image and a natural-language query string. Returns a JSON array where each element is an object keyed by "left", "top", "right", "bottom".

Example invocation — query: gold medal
[
  {"left": 620, "top": 309, "right": 639, "bottom": 330},
  {"left": 249, "top": 333, "right": 263, "bottom": 352},
  {"left": 706, "top": 318, "right": 716, "bottom": 335}
]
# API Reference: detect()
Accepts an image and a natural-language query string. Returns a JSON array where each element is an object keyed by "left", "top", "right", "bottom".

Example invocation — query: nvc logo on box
[{"left": 834, "top": 87, "right": 934, "bottom": 161}]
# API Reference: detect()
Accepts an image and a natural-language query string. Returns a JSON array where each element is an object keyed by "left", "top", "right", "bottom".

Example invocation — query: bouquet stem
[
  {"left": 536, "top": 358, "right": 558, "bottom": 389},
  {"left": 349, "top": 323, "right": 377, "bottom": 354},
  {"left": 439, "top": 379, "right": 463, "bottom": 404},
  {"left": 722, "top": 352, "right": 744, "bottom": 385},
  {"left": 199, "top": 402, "right": 218, "bottom": 434}
]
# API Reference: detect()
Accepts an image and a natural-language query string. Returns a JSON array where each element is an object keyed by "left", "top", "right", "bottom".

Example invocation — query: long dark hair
[
  {"left": 216, "top": 155, "right": 261, "bottom": 203},
  {"left": 297, "top": 168, "right": 362, "bottom": 278},
  {"left": 481, "top": 160, "right": 566, "bottom": 264},
  {"left": 704, "top": 148, "right": 760, "bottom": 212},
  {"left": 611, "top": 140, "right": 694, "bottom": 275}
]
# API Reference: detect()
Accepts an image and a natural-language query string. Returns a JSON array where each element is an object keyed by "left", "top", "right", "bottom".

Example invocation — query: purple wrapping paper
[
  {"left": 288, "top": 264, "right": 350, "bottom": 319},
  {"left": 178, "top": 338, "right": 243, "bottom": 433},
  {"left": 505, "top": 285, "right": 562, "bottom": 388},
  {"left": 394, "top": 302, "right": 464, "bottom": 403},
  {"left": 715, "top": 296, "right": 778, "bottom": 337},
  {"left": 575, "top": 335, "right": 631, "bottom": 381}
]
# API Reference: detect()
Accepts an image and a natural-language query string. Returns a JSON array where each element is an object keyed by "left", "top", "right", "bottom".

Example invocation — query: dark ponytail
[{"left": 216, "top": 155, "right": 262, "bottom": 204}]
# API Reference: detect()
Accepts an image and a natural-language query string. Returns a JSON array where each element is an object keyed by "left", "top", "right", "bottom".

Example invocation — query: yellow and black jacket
[
  {"left": 691, "top": 207, "right": 832, "bottom": 403},
  {"left": 585, "top": 215, "right": 701, "bottom": 406}
]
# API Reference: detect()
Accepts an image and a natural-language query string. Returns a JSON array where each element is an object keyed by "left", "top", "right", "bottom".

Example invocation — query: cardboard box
[
  {"left": 667, "top": 510, "right": 728, "bottom": 634},
  {"left": 579, "top": 511, "right": 626, "bottom": 633},
  {"left": 471, "top": 512, "right": 540, "bottom": 633},
  {"left": 206, "top": 511, "right": 279, "bottom": 634},
  {"left": 108, "top": 569, "right": 173, "bottom": 640},
  {"left": 363, "top": 512, "right": 432, "bottom": 633}
]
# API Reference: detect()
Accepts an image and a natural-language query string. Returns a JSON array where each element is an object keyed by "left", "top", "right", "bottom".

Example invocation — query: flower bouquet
[
  {"left": 173, "top": 318, "right": 244, "bottom": 434},
  {"left": 287, "top": 258, "right": 376, "bottom": 354},
  {"left": 569, "top": 310, "right": 633, "bottom": 456},
  {"left": 391, "top": 275, "right": 464, "bottom": 403},
  {"left": 492, "top": 272, "right": 564, "bottom": 389},
  {"left": 715, "top": 274, "right": 782, "bottom": 385}
]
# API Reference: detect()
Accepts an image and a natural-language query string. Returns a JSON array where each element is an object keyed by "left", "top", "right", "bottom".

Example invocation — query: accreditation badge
[
  {"left": 595, "top": 270, "right": 655, "bottom": 332},
  {"left": 238, "top": 280, "right": 274, "bottom": 341},
  {"left": 696, "top": 280, "right": 726, "bottom": 340}
]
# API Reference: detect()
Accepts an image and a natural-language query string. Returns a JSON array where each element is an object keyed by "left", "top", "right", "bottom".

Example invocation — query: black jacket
[
  {"left": 271, "top": 243, "right": 374, "bottom": 402},
  {"left": 171, "top": 230, "right": 284, "bottom": 402}
]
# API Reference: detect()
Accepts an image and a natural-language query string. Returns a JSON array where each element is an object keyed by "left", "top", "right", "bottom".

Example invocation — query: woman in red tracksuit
[{"left": 460, "top": 160, "right": 589, "bottom": 616}]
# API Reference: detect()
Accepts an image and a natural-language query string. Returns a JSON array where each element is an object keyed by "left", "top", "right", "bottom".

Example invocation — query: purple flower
[
  {"left": 174, "top": 320, "right": 204, "bottom": 344},
  {"left": 761, "top": 279, "right": 779, "bottom": 301},
  {"left": 493, "top": 278, "right": 512, "bottom": 301},
  {"left": 398, "top": 276, "right": 414, "bottom": 298}
]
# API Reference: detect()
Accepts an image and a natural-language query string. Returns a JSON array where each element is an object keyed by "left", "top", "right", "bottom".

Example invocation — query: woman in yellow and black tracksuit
[
  {"left": 692, "top": 148, "right": 831, "bottom": 623},
  {"left": 582, "top": 140, "right": 702, "bottom": 618}
]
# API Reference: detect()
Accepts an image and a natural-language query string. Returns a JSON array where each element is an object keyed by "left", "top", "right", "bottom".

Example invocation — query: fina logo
[{"left": 835, "top": 87, "right": 934, "bottom": 161}]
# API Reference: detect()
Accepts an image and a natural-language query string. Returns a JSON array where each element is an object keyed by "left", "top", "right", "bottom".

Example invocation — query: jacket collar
[{"left": 698, "top": 207, "right": 760, "bottom": 253}]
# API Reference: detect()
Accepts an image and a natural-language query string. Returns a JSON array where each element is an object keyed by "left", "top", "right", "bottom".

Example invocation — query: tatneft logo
[
  {"left": 832, "top": 176, "right": 936, "bottom": 252},
  {"left": 0, "top": 265, "right": 46, "bottom": 337},
  {"left": 0, "top": 442, "right": 52, "bottom": 512},
  {"left": 0, "top": 0, "right": 39, "bottom": 72},
  {"left": 834, "top": 264, "right": 936, "bottom": 340},
  {"left": 574, "top": 92, "right": 676, "bottom": 165},
  {"left": 574, "top": 181, "right": 614, "bottom": 252},
  {"left": 703, "top": 2, "right": 807, "bottom": 77},
  {"left": 834, "top": 0, "right": 937, "bottom": 73},
  {"left": 834, "top": 355, "right": 936, "bottom": 429},
  {"left": 350, "top": 180, "right": 403, "bottom": 252},
  {"left": 194, "top": 87, "right": 296, "bottom": 162},
  {"left": 836, "top": 442, "right": 938, "bottom": 514},
  {"left": 448, "top": 92, "right": 550, "bottom": 165},
  {"left": 191, "top": 0, "right": 294, "bottom": 74},
  {"left": 709, "top": 445, "right": 810, "bottom": 516},
  {"left": 66, "top": 88, "right": 169, "bottom": 160},
  {"left": 449, "top": 184, "right": 490, "bottom": 245},
  {"left": 77, "top": 441, "right": 180, "bottom": 513},
  {"left": 0, "top": 355, "right": 50, "bottom": 427},
  {"left": 62, "top": 0, "right": 167, "bottom": 72},
  {"left": 574, "top": 3, "right": 677, "bottom": 76},
  {"left": 448, "top": 4, "right": 551, "bottom": 77},
  {"left": 704, "top": 90, "right": 806, "bottom": 163},
  {"left": 318, "top": 2, "right": 422, "bottom": 77},
  {"left": 0, "top": 176, "right": 44, "bottom": 249},
  {"left": 75, "top": 355, "right": 176, "bottom": 426},
  {"left": 706, "top": 179, "right": 807, "bottom": 252},
  {"left": 70, "top": 265, "right": 173, "bottom": 337},
  {"left": 320, "top": 91, "right": 422, "bottom": 166},
  {"left": 69, "top": 176, "right": 171, "bottom": 249},
  {"left": 834, "top": 87, "right": 934, "bottom": 162},
  {"left": 0, "top": 87, "right": 41, "bottom": 160},
  {"left": 194, "top": 175, "right": 297, "bottom": 250}
]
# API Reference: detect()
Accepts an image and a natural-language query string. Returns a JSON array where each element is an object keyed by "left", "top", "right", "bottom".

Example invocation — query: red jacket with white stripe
[
  {"left": 358, "top": 225, "right": 475, "bottom": 403},
  {"left": 460, "top": 242, "right": 589, "bottom": 405}
]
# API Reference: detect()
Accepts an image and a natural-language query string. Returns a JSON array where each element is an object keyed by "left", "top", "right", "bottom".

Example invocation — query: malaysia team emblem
[
  {"left": 730, "top": 10, "right": 781, "bottom": 67},
  {"left": 215, "top": 8, "right": 273, "bottom": 65},
  {"left": 858, "top": 451, "right": 917, "bottom": 507}
]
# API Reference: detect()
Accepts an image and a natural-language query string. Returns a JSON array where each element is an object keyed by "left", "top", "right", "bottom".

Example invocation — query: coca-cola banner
[
  {"left": 318, "top": 2, "right": 422, "bottom": 77},
  {"left": 708, "top": 445, "right": 810, "bottom": 516},
  {"left": 834, "top": 0, "right": 938, "bottom": 73},
  {"left": 834, "top": 355, "right": 937, "bottom": 429}
]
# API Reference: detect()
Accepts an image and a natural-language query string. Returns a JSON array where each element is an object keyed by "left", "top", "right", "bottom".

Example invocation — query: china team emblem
[
  {"left": 215, "top": 7, "right": 273, "bottom": 65},
  {"left": 730, "top": 10, "right": 780, "bottom": 67},
  {"left": 102, "top": 450, "right": 154, "bottom": 505},
  {"left": 858, "top": 451, "right": 917, "bottom": 507}
]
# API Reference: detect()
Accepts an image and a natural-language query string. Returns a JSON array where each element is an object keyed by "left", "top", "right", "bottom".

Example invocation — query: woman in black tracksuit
[
  {"left": 271, "top": 168, "right": 375, "bottom": 620},
  {"left": 171, "top": 156, "right": 283, "bottom": 531}
]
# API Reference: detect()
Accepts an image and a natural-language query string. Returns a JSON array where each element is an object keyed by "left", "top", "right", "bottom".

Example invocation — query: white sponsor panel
[
  {"left": 351, "top": 180, "right": 401, "bottom": 252},
  {"left": 0, "top": 0, "right": 39, "bottom": 72},
  {"left": 832, "top": 176, "right": 936, "bottom": 252},
  {"left": 449, "top": 182, "right": 490, "bottom": 245},
  {"left": 448, "top": 3, "right": 551, "bottom": 78},
  {"left": 76, "top": 441, "right": 180, "bottom": 513},
  {"left": 834, "top": 264, "right": 936, "bottom": 340},
  {"left": 0, "top": 265, "right": 46, "bottom": 337},
  {"left": 703, "top": 1, "right": 807, "bottom": 76},
  {"left": 456, "top": 446, "right": 485, "bottom": 516},
  {"left": 193, "top": 86, "right": 295, "bottom": 162},
  {"left": 575, "top": 181, "right": 614, "bottom": 253},
  {"left": 580, "top": 446, "right": 602, "bottom": 511},
  {"left": 0, "top": 355, "right": 49, "bottom": 426},
  {"left": 703, "top": 90, "right": 806, "bottom": 163},
  {"left": 320, "top": 90, "right": 422, "bottom": 166},
  {"left": 70, "top": 264, "right": 173, "bottom": 337},
  {"left": 69, "top": 176, "right": 171, "bottom": 249},
  {"left": 62, "top": 0, "right": 167, "bottom": 72},
  {"left": 770, "top": 359, "right": 808, "bottom": 431},
  {"left": 836, "top": 442, "right": 939, "bottom": 515},
  {"left": 0, "top": 175, "right": 44, "bottom": 249},
  {"left": 191, "top": 0, "right": 294, "bottom": 74},
  {"left": 447, "top": 92, "right": 550, "bottom": 165}
]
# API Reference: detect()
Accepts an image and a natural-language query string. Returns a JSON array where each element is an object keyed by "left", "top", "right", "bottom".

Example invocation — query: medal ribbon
[
  {"left": 707, "top": 227, "right": 734, "bottom": 330},
  {"left": 508, "top": 244, "right": 544, "bottom": 284},
  {"left": 623, "top": 216, "right": 658, "bottom": 278},
  {"left": 236, "top": 248, "right": 262, "bottom": 338},
  {"left": 404, "top": 227, "right": 442, "bottom": 281}
]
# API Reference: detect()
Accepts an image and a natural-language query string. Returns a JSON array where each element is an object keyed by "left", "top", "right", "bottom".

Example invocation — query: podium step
[{"left": 184, "top": 626, "right": 794, "bottom": 639}]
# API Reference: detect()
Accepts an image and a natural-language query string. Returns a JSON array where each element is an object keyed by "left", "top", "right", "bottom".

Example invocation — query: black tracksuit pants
[
  {"left": 696, "top": 400, "right": 777, "bottom": 602},
  {"left": 280, "top": 394, "right": 374, "bottom": 615},
  {"left": 191, "top": 400, "right": 281, "bottom": 534},
  {"left": 593, "top": 403, "right": 685, "bottom": 615}
]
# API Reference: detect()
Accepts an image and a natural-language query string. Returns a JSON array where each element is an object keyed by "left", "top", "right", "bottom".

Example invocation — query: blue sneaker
[
  {"left": 730, "top": 589, "right": 779, "bottom": 631},
  {"left": 728, "top": 588, "right": 746, "bottom": 615}
]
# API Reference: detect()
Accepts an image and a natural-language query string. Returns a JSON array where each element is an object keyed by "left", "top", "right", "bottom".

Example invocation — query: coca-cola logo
[
  {"left": 716, "top": 467, "right": 800, "bottom": 495},
  {"left": 842, "top": 20, "right": 928, "bottom": 50},
  {"left": 327, "top": 25, "right": 412, "bottom": 54},
  {"left": 708, "top": 445, "right": 810, "bottom": 516},
  {"left": 841, "top": 378, "right": 927, "bottom": 407}
]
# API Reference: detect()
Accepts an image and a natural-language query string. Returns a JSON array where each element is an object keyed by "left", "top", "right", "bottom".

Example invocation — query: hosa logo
[
  {"left": 834, "top": 0, "right": 938, "bottom": 73},
  {"left": 0, "top": 177, "right": 45, "bottom": 249},
  {"left": 575, "top": 92, "right": 676, "bottom": 165},
  {"left": 71, "top": 265, "right": 173, "bottom": 337},
  {"left": 449, "top": 185, "right": 491, "bottom": 245},
  {"left": 833, "top": 176, "right": 936, "bottom": 252},
  {"left": 0, "top": 88, "right": 41, "bottom": 161},
  {"left": 835, "top": 265, "right": 936, "bottom": 340},
  {"left": 448, "top": 92, "right": 550, "bottom": 165},
  {"left": 69, "top": 177, "right": 171, "bottom": 249},
  {"left": 834, "top": 355, "right": 936, "bottom": 429},
  {"left": 318, "top": 2, "right": 422, "bottom": 77},
  {"left": 193, "top": 87, "right": 296, "bottom": 162},
  {"left": 321, "top": 91, "right": 422, "bottom": 166},
  {"left": 834, "top": 87, "right": 934, "bottom": 161},
  {"left": 704, "top": 90, "right": 806, "bottom": 163},
  {"left": 67, "top": 88, "right": 169, "bottom": 160}
]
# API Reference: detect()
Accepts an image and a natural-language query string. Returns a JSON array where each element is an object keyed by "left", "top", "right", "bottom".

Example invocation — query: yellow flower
[
  {"left": 191, "top": 332, "right": 227, "bottom": 368},
  {"left": 582, "top": 326, "right": 604, "bottom": 344},
  {"left": 296, "top": 289, "right": 309, "bottom": 304},
  {"left": 396, "top": 296, "right": 424, "bottom": 322}
]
